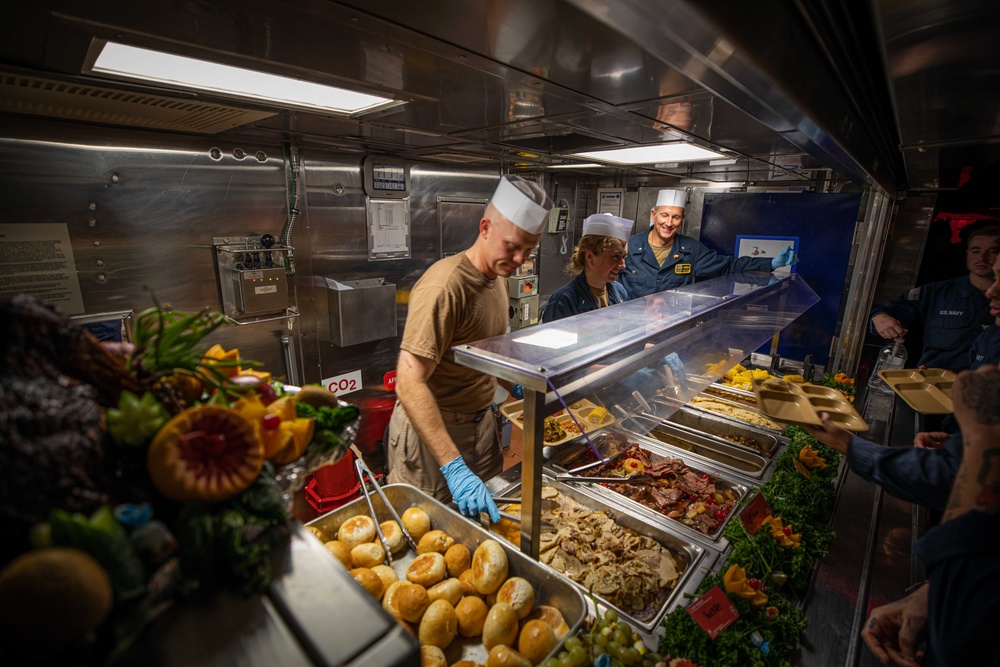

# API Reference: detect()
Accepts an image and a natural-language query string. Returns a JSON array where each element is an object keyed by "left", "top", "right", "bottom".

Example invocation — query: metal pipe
[
  {"left": 279, "top": 144, "right": 300, "bottom": 276},
  {"left": 281, "top": 333, "right": 300, "bottom": 386}
]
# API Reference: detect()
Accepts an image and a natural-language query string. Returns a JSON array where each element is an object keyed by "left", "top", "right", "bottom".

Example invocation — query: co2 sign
[{"left": 322, "top": 369, "right": 363, "bottom": 396}]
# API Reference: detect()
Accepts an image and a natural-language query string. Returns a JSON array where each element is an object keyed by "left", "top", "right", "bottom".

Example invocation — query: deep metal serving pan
[
  {"left": 666, "top": 405, "right": 787, "bottom": 447},
  {"left": 306, "top": 484, "right": 587, "bottom": 666},
  {"left": 704, "top": 383, "right": 759, "bottom": 406},
  {"left": 551, "top": 434, "right": 752, "bottom": 546},
  {"left": 489, "top": 478, "right": 712, "bottom": 633},
  {"left": 618, "top": 414, "right": 773, "bottom": 480}
]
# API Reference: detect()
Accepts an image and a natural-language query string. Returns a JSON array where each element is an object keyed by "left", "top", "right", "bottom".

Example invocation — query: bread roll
[
  {"left": 396, "top": 582, "right": 431, "bottom": 624},
  {"left": 338, "top": 515, "right": 376, "bottom": 550},
  {"left": 371, "top": 564, "right": 398, "bottom": 592},
  {"left": 401, "top": 507, "right": 431, "bottom": 541},
  {"left": 419, "top": 645, "right": 447, "bottom": 667},
  {"left": 406, "top": 552, "right": 447, "bottom": 587},
  {"left": 485, "top": 644, "right": 532, "bottom": 667},
  {"left": 418, "top": 599, "right": 457, "bottom": 650},
  {"left": 496, "top": 577, "right": 534, "bottom": 620},
  {"left": 482, "top": 602, "right": 518, "bottom": 650},
  {"left": 486, "top": 591, "right": 498, "bottom": 607},
  {"left": 518, "top": 619, "right": 557, "bottom": 665},
  {"left": 458, "top": 569, "right": 481, "bottom": 598},
  {"left": 427, "top": 577, "right": 463, "bottom": 607},
  {"left": 522, "top": 605, "right": 569, "bottom": 640},
  {"left": 349, "top": 567, "right": 384, "bottom": 600},
  {"left": 379, "top": 520, "right": 406, "bottom": 554},
  {"left": 472, "top": 540, "right": 509, "bottom": 595},
  {"left": 351, "top": 541, "right": 385, "bottom": 569},
  {"left": 444, "top": 543, "right": 471, "bottom": 577},
  {"left": 455, "top": 595, "right": 488, "bottom": 638},
  {"left": 450, "top": 662, "right": 479, "bottom": 667},
  {"left": 324, "top": 540, "right": 352, "bottom": 569},
  {"left": 382, "top": 579, "right": 408, "bottom": 620},
  {"left": 304, "top": 525, "right": 325, "bottom": 540},
  {"left": 417, "top": 529, "right": 455, "bottom": 555}
]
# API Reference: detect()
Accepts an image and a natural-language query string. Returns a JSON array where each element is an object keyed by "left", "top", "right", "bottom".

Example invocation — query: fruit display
[{"left": 0, "top": 294, "right": 359, "bottom": 664}]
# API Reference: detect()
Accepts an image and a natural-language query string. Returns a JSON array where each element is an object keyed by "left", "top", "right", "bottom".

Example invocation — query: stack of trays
[
  {"left": 751, "top": 378, "right": 868, "bottom": 432},
  {"left": 877, "top": 369, "right": 956, "bottom": 414}
]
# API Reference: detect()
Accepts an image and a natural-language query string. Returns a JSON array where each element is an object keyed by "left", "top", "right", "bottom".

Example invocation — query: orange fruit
[{"left": 147, "top": 405, "right": 264, "bottom": 503}]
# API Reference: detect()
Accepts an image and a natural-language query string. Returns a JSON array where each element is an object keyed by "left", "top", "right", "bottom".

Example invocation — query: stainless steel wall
[{"left": 0, "top": 117, "right": 505, "bottom": 392}]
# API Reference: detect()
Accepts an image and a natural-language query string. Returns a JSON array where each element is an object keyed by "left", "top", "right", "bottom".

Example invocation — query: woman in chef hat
[{"left": 541, "top": 213, "right": 633, "bottom": 322}]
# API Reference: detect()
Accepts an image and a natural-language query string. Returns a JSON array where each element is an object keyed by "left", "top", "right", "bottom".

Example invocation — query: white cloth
[
  {"left": 582, "top": 213, "right": 633, "bottom": 242},
  {"left": 655, "top": 189, "right": 687, "bottom": 209},
  {"left": 491, "top": 175, "right": 553, "bottom": 234}
]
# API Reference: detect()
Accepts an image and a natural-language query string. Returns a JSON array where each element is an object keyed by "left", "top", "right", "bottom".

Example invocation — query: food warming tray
[
  {"left": 306, "top": 484, "right": 587, "bottom": 666},
  {"left": 665, "top": 406, "right": 783, "bottom": 455},
  {"left": 488, "top": 478, "right": 711, "bottom": 633},
  {"left": 877, "top": 368, "right": 956, "bottom": 414},
  {"left": 752, "top": 378, "right": 869, "bottom": 432},
  {"left": 500, "top": 398, "right": 615, "bottom": 446},
  {"left": 617, "top": 416, "right": 773, "bottom": 480},
  {"left": 549, "top": 435, "right": 752, "bottom": 545},
  {"left": 651, "top": 393, "right": 787, "bottom": 436}
]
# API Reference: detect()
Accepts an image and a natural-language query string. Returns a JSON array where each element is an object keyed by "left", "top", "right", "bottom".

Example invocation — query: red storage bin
[{"left": 305, "top": 449, "right": 360, "bottom": 513}]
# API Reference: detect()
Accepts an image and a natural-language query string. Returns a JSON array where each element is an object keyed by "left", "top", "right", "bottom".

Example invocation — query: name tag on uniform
[{"left": 674, "top": 263, "right": 692, "bottom": 274}]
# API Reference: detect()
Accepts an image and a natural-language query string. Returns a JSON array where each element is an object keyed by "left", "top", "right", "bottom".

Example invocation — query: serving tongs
[
  {"left": 554, "top": 473, "right": 659, "bottom": 486},
  {"left": 353, "top": 451, "right": 419, "bottom": 565}
]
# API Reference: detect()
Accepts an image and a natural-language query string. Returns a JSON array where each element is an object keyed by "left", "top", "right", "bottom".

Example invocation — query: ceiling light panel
[
  {"left": 571, "top": 143, "right": 727, "bottom": 165},
  {"left": 88, "top": 42, "right": 395, "bottom": 115}
]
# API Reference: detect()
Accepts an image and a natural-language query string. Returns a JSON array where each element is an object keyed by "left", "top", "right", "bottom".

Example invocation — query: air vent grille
[{"left": 0, "top": 73, "right": 276, "bottom": 134}]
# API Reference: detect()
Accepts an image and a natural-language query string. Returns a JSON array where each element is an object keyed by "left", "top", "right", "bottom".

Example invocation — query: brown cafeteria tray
[
  {"left": 306, "top": 484, "right": 587, "bottom": 666},
  {"left": 488, "top": 479, "right": 710, "bottom": 632},
  {"left": 752, "top": 378, "right": 869, "bottom": 432},
  {"left": 878, "top": 368, "right": 956, "bottom": 414},
  {"left": 500, "top": 398, "right": 615, "bottom": 446}
]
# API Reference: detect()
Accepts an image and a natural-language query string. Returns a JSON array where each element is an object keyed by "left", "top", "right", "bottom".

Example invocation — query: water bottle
[{"left": 868, "top": 338, "right": 908, "bottom": 394}]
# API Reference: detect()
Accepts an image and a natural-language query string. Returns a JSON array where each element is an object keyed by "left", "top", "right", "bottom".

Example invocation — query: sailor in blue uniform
[
  {"left": 541, "top": 213, "right": 632, "bottom": 322},
  {"left": 619, "top": 189, "right": 798, "bottom": 298},
  {"left": 870, "top": 221, "right": 999, "bottom": 370}
]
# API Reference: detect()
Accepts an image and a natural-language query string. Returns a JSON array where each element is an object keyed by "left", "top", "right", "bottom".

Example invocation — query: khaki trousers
[{"left": 385, "top": 401, "right": 503, "bottom": 503}]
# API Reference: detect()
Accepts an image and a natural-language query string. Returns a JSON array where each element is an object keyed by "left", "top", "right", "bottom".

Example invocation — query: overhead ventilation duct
[{"left": 0, "top": 72, "right": 276, "bottom": 134}]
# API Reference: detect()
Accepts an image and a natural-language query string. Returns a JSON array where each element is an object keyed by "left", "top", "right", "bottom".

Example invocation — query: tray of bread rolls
[
  {"left": 751, "top": 377, "right": 869, "bottom": 432},
  {"left": 877, "top": 368, "right": 956, "bottom": 414},
  {"left": 305, "top": 484, "right": 586, "bottom": 667},
  {"left": 500, "top": 398, "right": 615, "bottom": 446}
]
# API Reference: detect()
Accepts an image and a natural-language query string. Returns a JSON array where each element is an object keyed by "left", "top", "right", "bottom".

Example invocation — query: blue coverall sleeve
[
  {"left": 869, "top": 289, "right": 927, "bottom": 333},
  {"left": 540, "top": 292, "right": 576, "bottom": 323},
  {"left": 691, "top": 243, "right": 772, "bottom": 280},
  {"left": 846, "top": 433, "right": 962, "bottom": 510}
]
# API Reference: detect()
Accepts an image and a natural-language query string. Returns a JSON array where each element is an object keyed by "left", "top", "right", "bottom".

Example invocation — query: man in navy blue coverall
[
  {"left": 870, "top": 221, "right": 998, "bottom": 370},
  {"left": 618, "top": 189, "right": 798, "bottom": 298}
]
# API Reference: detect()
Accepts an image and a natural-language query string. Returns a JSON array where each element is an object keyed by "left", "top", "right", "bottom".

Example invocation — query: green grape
[
  {"left": 594, "top": 633, "right": 609, "bottom": 648},
  {"left": 645, "top": 652, "right": 663, "bottom": 665},
  {"left": 565, "top": 636, "right": 583, "bottom": 652},
  {"left": 592, "top": 645, "right": 607, "bottom": 658},
  {"left": 612, "top": 628, "right": 628, "bottom": 645},
  {"left": 604, "top": 609, "right": 619, "bottom": 623},
  {"left": 569, "top": 646, "right": 587, "bottom": 665},
  {"left": 558, "top": 656, "right": 575, "bottom": 667},
  {"left": 608, "top": 641, "right": 623, "bottom": 654},
  {"left": 557, "top": 650, "right": 569, "bottom": 661},
  {"left": 543, "top": 660, "right": 560, "bottom": 667},
  {"left": 615, "top": 645, "right": 632, "bottom": 664}
]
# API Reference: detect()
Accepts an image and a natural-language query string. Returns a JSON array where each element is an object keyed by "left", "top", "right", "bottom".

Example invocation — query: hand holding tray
[{"left": 751, "top": 378, "right": 869, "bottom": 432}]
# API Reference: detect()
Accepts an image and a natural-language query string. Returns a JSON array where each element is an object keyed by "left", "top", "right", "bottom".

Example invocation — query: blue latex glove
[
  {"left": 510, "top": 384, "right": 524, "bottom": 400},
  {"left": 771, "top": 245, "right": 799, "bottom": 269},
  {"left": 440, "top": 456, "right": 500, "bottom": 522}
]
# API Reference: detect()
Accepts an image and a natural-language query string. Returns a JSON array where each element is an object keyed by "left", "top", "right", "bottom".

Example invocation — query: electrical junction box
[
  {"left": 508, "top": 295, "right": 539, "bottom": 330},
  {"left": 235, "top": 267, "right": 288, "bottom": 316},
  {"left": 507, "top": 275, "right": 538, "bottom": 298}
]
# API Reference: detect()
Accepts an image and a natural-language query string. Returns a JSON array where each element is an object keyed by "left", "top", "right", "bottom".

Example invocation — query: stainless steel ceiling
[{"left": 0, "top": 0, "right": 996, "bottom": 194}]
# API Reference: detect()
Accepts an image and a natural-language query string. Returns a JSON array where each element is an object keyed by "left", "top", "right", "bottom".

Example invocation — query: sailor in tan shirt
[{"left": 386, "top": 175, "right": 553, "bottom": 520}]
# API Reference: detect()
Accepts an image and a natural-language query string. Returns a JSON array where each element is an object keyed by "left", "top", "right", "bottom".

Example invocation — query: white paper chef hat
[
  {"left": 582, "top": 213, "right": 633, "bottom": 243},
  {"left": 654, "top": 189, "right": 687, "bottom": 209},
  {"left": 491, "top": 175, "right": 554, "bottom": 234}
]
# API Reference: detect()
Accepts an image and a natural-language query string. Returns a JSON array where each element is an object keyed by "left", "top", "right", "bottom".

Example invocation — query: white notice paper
[
  {"left": 514, "top": 329, "right": 578, "bottom": 349},
  {"left": 0, "top": 223, "right": 85, "bottom": 314}
]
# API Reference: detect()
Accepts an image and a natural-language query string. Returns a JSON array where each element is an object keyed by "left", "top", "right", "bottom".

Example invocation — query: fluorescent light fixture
[
  {"left": 90, "top": 41, "right": 395, "bottom": 115},
  {"left": 571, "top": 143, "right": 727, "bottom": 165},
  {"left": 548, "top": 163, "right": 603, "bottom": 169}
]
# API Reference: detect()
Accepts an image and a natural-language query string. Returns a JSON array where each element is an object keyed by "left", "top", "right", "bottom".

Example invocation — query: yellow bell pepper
[
  {"left": 722, "top": 564, "right": 769, "bottom": 606},
  {"left": 762, "top": 515, "right": 802, "bottom": 549},
  {"left": 798, "top": 444, "right": 828, "bottom": 470}
]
